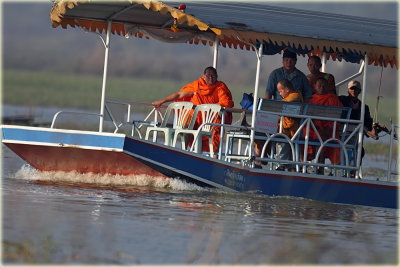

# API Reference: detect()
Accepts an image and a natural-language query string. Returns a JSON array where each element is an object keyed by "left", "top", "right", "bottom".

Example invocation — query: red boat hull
[{"left": 5, "top": 143, "right": 166, "bottom": 177}]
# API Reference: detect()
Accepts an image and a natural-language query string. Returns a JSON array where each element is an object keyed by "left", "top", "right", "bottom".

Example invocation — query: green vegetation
[
  {"left": 2, "top": 70, "right": 249, "bottom": 110},
  {"left": 3, "top": 70, "right": 185, "bottom": 110},
  {"left": 364, "top": 141, "right": 398, "bottom": 160}
]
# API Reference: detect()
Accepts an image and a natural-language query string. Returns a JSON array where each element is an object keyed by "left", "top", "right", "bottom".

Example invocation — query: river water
[{"left": 1, "top": 144, "right": 398, "bottom": 265}]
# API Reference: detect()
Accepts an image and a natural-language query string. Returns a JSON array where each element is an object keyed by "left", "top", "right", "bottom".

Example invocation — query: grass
[
  {"left": 2, "top": 70, "right": 186, "bottom": 110},
  {"left": 3, "top": 69, "right": 398, "bottom": 125},
  {"left": 364, "top": 141, "right": 398, "bottom": 160},
  {"left": 2, "top": 69, "right": 249, "bottom": 111}
]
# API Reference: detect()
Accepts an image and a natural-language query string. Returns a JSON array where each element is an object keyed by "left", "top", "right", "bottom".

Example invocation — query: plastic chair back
[
  {"left": 188, "top": 104, "right": 221, "bottom": 131},
  {"left": 161, "top": 102, "right": 194, "bottom": 129}
]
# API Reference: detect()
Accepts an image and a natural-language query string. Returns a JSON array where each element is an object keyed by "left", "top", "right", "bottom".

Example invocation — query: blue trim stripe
[{"left": 2, "top": 127, "right": 124, "bottom": 150}]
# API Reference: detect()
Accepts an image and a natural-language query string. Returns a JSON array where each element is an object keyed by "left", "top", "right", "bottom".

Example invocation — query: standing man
[
  {"left": 265, "top": 49, "right": 312, "bottom": 102},
  {"left": 307, "top": 55, "right": 337, "bottom": 95}
]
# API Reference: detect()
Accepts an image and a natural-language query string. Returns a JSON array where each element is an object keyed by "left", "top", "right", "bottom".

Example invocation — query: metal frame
[
  {"left": 249, "top": 44, "right": 264, "bottom": 160},
  {"left": 387, "top": 124, "right": 399, "bottom": 181}
]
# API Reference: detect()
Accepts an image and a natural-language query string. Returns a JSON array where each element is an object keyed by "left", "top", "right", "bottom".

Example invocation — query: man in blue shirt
[{"left": 265, "top": 49, "right": 312, "bottom": 102}]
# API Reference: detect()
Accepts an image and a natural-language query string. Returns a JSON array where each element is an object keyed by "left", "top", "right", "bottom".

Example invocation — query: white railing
[
  {"left": 49, "top": 99, "right": 367, "bottom": 178},
  {"left": 387, "top": 124, "right": 399, "bottom": 181},
  {"left": 50, "top": 99, "right": 164, "bottom": 137}
]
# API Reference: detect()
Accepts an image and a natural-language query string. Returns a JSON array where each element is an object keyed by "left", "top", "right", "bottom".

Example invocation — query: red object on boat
[{"left": 178, "top": 4, "right": 186, "bottom": 11}]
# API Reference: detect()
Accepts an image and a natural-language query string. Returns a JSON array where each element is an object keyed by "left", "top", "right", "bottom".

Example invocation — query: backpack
[{"left": 240, "top": 93, "right": 254, "bottom": 110}]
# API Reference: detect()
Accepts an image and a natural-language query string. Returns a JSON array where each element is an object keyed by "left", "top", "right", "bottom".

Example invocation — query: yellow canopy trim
[
  {"left": 50, "top": 0, "right": 219, "bottom": 35},
  {"left": 49, "top": 0, "right": 397, "bottom": 68},
  {"left": 219, "top": 29, "right": 398, "bottom": 69}
]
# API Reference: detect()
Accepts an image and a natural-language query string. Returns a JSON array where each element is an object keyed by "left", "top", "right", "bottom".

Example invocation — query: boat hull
[{"left": 2, "top": 125, "right": 398, "bottom": 209}]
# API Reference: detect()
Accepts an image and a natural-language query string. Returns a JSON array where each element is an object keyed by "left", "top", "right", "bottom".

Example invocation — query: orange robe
[
  {"left": 280, "top": 91, "right": 303, "bottom": 137},
  {"left": 178, "top": 77, "right": 234, "bottom": 152},
  {"left": 308, "top": 93, "right": 343, "bottom": 164}
]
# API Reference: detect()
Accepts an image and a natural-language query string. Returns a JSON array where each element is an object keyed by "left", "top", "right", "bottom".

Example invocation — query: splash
[{"left": 13, "top": 164, "right": 207, "bottom": 192}]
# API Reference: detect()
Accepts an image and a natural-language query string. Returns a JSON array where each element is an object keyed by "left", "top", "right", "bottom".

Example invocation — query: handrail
[
  {"left": 387, "top": 124, "right": 399, "bottom": 181},
  {"left": 335, "top": 60, "right": 365, "bottom": 88},
  {"left": 224, "top": 108, "right": 362, "bottom": 175},
  {"left": 51, "top": 111, "right": 101, "bottom": 128},
  {"left": 104, "top": 99, "right": 164, "bottom": 136}
]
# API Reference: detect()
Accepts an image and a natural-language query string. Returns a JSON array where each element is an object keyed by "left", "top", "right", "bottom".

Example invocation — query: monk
[
  {"left": 307, "top": 55, "right": 337, "bottom": 95},
  {"left": 307, "top": 78, "right": 343, "bottom": 171},
  {"left": 275, "top": 79, "right": 303, "bottom": 171},
  {"left": 152, "top": 66, "right": 234, "bottom": 153},
  {"left": 254, "top": 79, "right": 303, "bottom": 169}
]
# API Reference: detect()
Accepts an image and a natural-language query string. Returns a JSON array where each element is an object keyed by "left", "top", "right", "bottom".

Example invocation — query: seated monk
[
  {"left": 254, "top": 79, "right": 303, "bottom": 169},
  {"left": 275, "top": 79, "right": 304, "bottom": 171},
  {"left": 152, "top": 66, "right": 234, "bottom": 153},
  {"left": 307, "top": 55, "right": 337, "bottom": 95},
  {"left": 307, "top": 78, "right": 343, "bottom": 172}
]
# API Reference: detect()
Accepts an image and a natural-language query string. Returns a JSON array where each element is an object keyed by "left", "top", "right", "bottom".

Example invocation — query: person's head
[
  {"left": 277, "top": 79, "right": 295, "bottom": 98},
  {"left": 307, "top": 55, "right": 322, "bottom": 74},
  {"left": 347, "top": 80, "right": 361, "bottom": 98},
  {"left": 314, "top": 78, "right": 328, "bottom": 95},
  {"left": 282, "top": 50, "right": 297, "bottom": 73},
  {"left": 203, "top": 66, "right": 218, "bottom": 85}
]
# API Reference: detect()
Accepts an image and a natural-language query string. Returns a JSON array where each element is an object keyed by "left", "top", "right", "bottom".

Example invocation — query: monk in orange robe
[
  {"left": 152, "top": 66, "right": 234, "bottom": 152},
  {"left": 307, "top": 78, "right": 343, "bottom": 166}
]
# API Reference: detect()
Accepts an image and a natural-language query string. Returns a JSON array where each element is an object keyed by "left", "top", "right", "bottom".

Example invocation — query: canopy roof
[{"left": 50, "top": 0, "right": 398, "bottom": 68}]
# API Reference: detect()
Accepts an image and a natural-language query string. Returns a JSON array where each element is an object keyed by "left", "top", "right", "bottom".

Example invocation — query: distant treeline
[{"left": 3, "top": 69, "right": 398, "bottom": 126}]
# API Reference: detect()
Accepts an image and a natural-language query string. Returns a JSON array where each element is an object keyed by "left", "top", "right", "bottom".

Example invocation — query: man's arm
[
  {"left": 265, "top": 70, "right": 278, "bottom": 100},
  {"left": 152, "top": 91, "right": 194, "bottom": 107},
  {"left": 301, "top": 74, "right": 313, "bottom": 103}
]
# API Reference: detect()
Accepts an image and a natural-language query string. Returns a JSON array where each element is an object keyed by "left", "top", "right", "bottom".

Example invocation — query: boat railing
[
  {"left": 132, "top": 101, "right": 363, "bottom": 177},
  {"left": 51, "top": 110, "right": 101, "bottom": 129},
  {"left": 104, "top": 99, "right": 163, "bottom": 137},
  {"left": 223, "top": 106, "right": 363, "bottom": 177},
  {"left": 50, "top": 99, "right": 164, "bottom": 136},
  {"left": 387, "top": 123, "right": 399, "bottom": 181}
]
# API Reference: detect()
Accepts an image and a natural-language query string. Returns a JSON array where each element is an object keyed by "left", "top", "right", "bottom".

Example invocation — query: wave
[{"left": 13, "top": 164, "right": 207, "bottom": 192}]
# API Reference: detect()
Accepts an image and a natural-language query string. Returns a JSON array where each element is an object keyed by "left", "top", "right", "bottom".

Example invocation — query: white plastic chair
[
  {"left": 172, "top": 104, "right": 221, "bottom": 157},
  {"left": 145, "top": 101, "right": 194, "bottom": 146}
]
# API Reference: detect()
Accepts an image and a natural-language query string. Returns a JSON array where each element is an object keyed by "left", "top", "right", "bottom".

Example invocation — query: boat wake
[{"left": 13, "top": 164, "right": 207, "bottom": 192}]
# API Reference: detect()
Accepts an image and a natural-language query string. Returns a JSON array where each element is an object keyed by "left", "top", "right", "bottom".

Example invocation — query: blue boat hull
[{"left": 2, "top": 126, "right": 398, "bottom": 209}]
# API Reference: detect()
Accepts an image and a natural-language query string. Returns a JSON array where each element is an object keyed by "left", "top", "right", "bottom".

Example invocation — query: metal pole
[
  {"left": 213, "top": 38, "right": 219, "bottom": 69},
  {"left": 335, "top": 61, "right": 365, "bottom": 88},
  {"left": 249, "top": 44, "right": 263, "bottom": 158},
  {"left": 387, "top": 124, "right": 398, "bottom": 181},
  {"left": 321, "top": 52, "right": 327, "bottom": 73},
  {"left": 99, "top": 20, "right": 112, "bottom": 132},
  {"left": 355, "top": 53, "right": 368, "bottom": 178}
]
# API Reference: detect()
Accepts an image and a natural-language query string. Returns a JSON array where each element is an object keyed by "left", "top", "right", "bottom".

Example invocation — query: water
[{"left": 1, "top": 145, "right": 398, "bottom": 265}]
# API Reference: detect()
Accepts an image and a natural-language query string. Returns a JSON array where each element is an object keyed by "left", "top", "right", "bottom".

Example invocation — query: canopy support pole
[
  {"left": 321, "top": 52, "right": 327, "bottom": 72},
  {"left": 355, "top": 54, "right": 368, "bottom": 179},
  {"left": 212, "top": 38, "right": 219, "bottom": 69},
  {"left": 335, "top": 61, "right": 365, "bottom": 88},
  {"left": 99, "top": 20, "right": 112, "bottom": 132},
  {"left": 249, "top": 44, "right": 263, "bottom": 161}
]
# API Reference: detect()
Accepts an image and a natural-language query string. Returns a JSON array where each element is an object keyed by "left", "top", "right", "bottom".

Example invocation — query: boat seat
[
  {"left": 172, "top": 104, "right": 221, "bottom": 157},
  {"left": 145, "top": 101, "right": 193, "bottom": 146}
]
